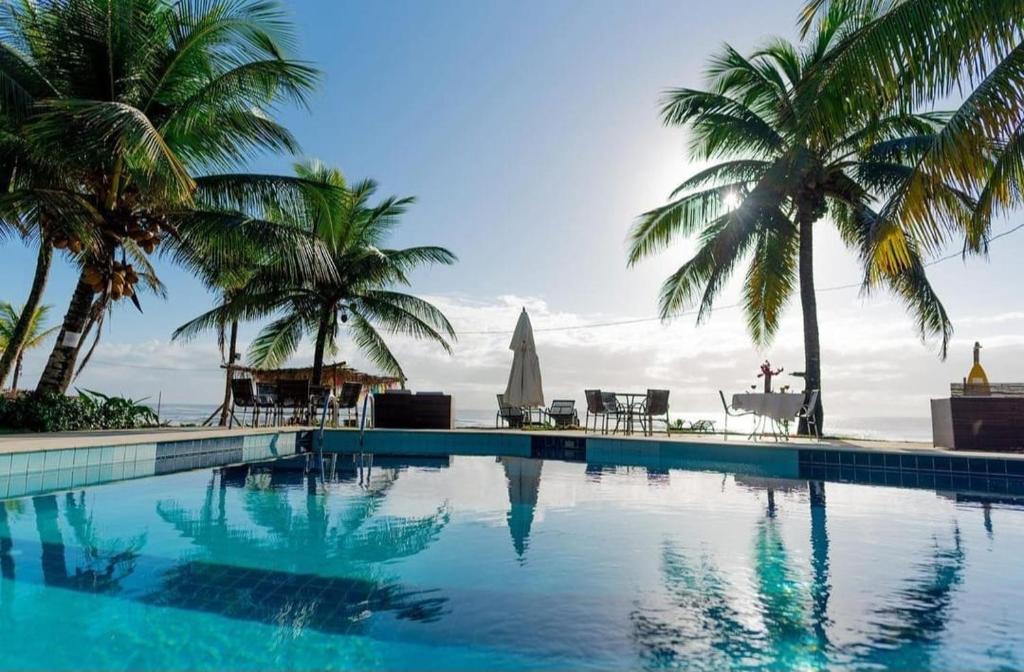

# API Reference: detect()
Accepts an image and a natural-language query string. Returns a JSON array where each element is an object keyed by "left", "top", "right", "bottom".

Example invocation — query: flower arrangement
[{"left": 757, "top": 360, "right": 783, "bottom": 393}]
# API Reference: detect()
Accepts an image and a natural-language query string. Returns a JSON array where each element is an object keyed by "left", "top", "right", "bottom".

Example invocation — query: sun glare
[{"left": 723, "top": 190, "right": 741, "bottom": 209}]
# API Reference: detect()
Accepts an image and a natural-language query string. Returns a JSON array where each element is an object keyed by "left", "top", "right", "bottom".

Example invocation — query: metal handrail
[
  {"left": 358, "top": 392, "right": 372, "bottom": 451},
  {"left": 316, "top": 392, "right": 334, "bottom": 479}
]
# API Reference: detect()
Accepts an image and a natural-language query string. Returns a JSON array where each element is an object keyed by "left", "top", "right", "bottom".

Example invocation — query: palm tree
[
  {"left": 0, "top": 0, "right": 322, "bottom": 394},
  {"left": 0, "top": 114, "right": 99, "bottom": 389},
  {"left": 0, "top": 302, "right": 57, "bottom": 390},
  {"left": 174, "top": 161, "right": 457, "bottom": 387},
  {"left": 628, "top": 7, "right": 968, "bottom": 433},
  {"left": 797, "top": 0, "right": 1024, "bottom": 272},
  {"left": 172, "top": 174, "right": 346, "bottom": 425}
]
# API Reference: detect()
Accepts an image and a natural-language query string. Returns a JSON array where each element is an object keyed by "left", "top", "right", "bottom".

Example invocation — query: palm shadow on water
[
  {"left": 28, "top": 493, "right": 142, "bottom": 593},
  {"left": 152, "top": 464, "right": 453, "bottom": 637},
  {"left": 630, "top": 482, "right": 967, "bottom": 671}
]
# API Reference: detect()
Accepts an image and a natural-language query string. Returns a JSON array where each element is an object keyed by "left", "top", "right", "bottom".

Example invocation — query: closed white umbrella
[{"left": 503, "top": 308, "right": 544, "bottom": 408}]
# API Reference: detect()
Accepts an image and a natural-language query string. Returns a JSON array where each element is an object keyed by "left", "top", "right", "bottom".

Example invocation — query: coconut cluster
[
  {"left": 51, "top": 234, "right": 85, "bottom": 253},
  {"left": 109, "top": 204, "right": 165, "bottom": 254},
  {"left": 83, "top": 262, "right": 140, "bottom": 300}
]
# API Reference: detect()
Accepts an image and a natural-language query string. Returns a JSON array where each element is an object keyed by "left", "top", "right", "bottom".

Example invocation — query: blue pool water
[{"left": 1, "top": 443, "right": 1023, "bottom": 670}]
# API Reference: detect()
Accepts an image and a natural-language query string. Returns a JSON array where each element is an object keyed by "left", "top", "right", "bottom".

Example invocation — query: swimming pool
[{"left": 1, "top": 432, "right": 1022, "bottom": 670}]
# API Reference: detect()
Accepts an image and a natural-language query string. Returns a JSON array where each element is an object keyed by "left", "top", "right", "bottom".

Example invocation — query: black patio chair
[
  {"left": 277, "top": 379, "right": 311, "bottom": 425},
  {"left": 496, "top": 393, "right": 525, "bottom": 428},
  {"left": 337, "top": 382, "right": 363, "bottom": 427},
  {"left": 584, "top": 389, "right": 607, "bottom": 434},
  {"left": 230, "top": 378, "right": 275, "bottom": 428},
  {"left": 601, "top": 391, "right": 626, "bottom": 434},
  {"left": 309, "top": 384, "right": 332, "bottom": 425},
  {"left": 255, "top": 382, "right": 279, "bottom": 426},
  {"left": 640, "top": 389, "right": 670, "bottom": 436},
  {"left": 544, "top": 399, "right": 579, "bottom": 429}
]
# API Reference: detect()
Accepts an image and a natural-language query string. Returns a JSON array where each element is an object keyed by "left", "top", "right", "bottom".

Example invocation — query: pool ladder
[{"left": 314, "top": 391, "right": 373, "bottom": 482}]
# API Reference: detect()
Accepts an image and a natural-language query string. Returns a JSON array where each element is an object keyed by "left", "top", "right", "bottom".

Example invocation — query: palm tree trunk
[
  {"left": 35, "top": 273, "right": 96, "bottom": 395},
  {"left": 32, "top": 495, "right": 68, "bottom": 587},
  {"left": 12, "top": 353, "right": 23, "bottom": 391},
  {"left": 218, "top": 320, "right": 239, "bottom": 427},
  {"left": 311, "top": 310, "right": 331, "bottom": 387},
  {"left": 809, "top": 481, "right": 830, "bottom": 656},
  {"left": 797, "top": 212, "right": 824, "bottom": 435},
  {"left": 0, "top": 242, "right": 53, "bottom": 388}
]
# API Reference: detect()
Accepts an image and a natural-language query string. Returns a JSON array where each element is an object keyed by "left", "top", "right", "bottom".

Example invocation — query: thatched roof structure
[{"left": 226, "top": 361, "right": 402, "bottom": 391}]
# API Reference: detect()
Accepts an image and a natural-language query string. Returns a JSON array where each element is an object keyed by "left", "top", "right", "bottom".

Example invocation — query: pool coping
[
  {"left": 325, "top": 427, "right": 1024, "bottom": 461},
  {"left": 2, "top": 425, "right": 1022, "bottom": 462},
  {"left": 0, "top": 426, "right": 307, "bottom": 454}
]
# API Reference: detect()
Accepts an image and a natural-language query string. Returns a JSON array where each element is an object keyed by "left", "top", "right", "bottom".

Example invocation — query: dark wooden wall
[
  {"left": 374, "top": 394, "right": 453, "bottom": 430},
  {"left": 950, "top": 397, "right": 1024, "bottom": 451}
]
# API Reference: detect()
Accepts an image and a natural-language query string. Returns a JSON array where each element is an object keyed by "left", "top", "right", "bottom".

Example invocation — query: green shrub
[{"left": 0, "top": 390, "right": 158, "bottom": 432}]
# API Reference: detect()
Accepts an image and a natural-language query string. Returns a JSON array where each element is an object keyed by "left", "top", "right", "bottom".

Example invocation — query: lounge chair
[
  {"left": 230, "top": 378, "right": 276, "bottom": 428},
  {"left": 689, "top": 419, "right": 716, "bottom": 433},
  {"left": 309, "top": 384, "right": 333, "bottom": 424},
  {"left": 278, "top": 379, "right": 311, "bottom": 425},
  {"left": 337, "top": 382, "right": 363, "bottom": 427},
  {"left": 639, "top": 389, "right": 670, "bottom": 436},
  {"left": 544, "top": 399, "right": 579, "bottom": 429},
  {"left": 496, "top": 393, "right": 525, "bottom": 428}
]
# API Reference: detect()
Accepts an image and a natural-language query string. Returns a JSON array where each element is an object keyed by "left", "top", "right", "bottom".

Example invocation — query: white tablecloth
[{"left": 732, "top": 393, "right": 804, "bottom": 421}]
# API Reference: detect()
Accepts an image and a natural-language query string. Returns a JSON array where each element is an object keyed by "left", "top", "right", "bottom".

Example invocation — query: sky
[{"left": 3, "top": 0, "right": 1023, "bottom": 425}]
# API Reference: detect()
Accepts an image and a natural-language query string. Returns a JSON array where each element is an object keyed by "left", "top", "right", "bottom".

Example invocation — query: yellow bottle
[{"left": 966, "top": 341, "right": 990, "bottom": 395}]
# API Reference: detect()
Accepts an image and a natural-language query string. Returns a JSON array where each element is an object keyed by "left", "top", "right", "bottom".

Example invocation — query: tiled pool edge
[
  {"left": 0, "top": 430, "right": 308, "bottom": 500},
  {"left": 324, "top": 430, "right": 1024, "bottom": 499}
]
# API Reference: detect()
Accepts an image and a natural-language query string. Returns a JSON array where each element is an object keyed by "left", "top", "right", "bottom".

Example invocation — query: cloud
[{"left": 16, "top": 293, "right": 1024, "bottom": 436}]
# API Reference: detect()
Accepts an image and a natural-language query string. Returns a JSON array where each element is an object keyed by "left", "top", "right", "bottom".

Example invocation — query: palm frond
[
  {"left": 247, "top": 312, "right": 304, "bottom": 369},
  {"left": 346, "top": 310, "right": 405, "bottom": 379},
  {"left": 628, "top": 181, "right": 754, "bottom": 265},
  {"left": 743, "top": 214, "right": 799, "bottom": 345}
]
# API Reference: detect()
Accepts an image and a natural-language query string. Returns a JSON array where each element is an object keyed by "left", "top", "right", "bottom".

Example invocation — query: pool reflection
[{"left": 0, "top": 453, "right": 1020, "bottom": 669}]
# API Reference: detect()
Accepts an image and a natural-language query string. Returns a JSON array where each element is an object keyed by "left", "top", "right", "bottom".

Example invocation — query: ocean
[{"left": 153, "top": 403, "right": 933, "bottom": 442}]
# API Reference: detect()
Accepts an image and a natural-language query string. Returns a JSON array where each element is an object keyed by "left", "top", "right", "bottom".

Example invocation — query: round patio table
[{"left": 614, "top": 392, "right": 647, "bottom": 435}]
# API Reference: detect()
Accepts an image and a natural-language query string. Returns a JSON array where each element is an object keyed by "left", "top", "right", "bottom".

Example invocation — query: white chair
[
  {"left": 795, "top": 389, "right": 821, "bottom": 440},
  {"left": 719, "top": 390, "right": 754, "bottom": 440}
]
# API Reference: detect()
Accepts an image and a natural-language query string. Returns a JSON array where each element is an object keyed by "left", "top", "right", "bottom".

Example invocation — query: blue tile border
[{"left": 797, "top": 448, "right": 1024, "bottom": 497}]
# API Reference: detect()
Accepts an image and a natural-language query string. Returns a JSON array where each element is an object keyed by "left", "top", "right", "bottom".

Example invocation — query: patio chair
[
  {"left": 544, "top": 399, "right": 579, "bottom": 429},
  {"left": 309, "top": 384, "right": 333, "bottom": 425},
  {"left": 584, "top": 389, "right": 607, "bottom": 434},
  {"left": 496, "top": 393, "right": 525, "bottom": 428},
  {"left": 255, "top": 383, "right": 279, "bottom": 426},
  {"left": 719, "top": 390, "right": 754, "bottom": 440},
  {"left": 601, "top": 391, "right": 626, "bottom": 434},
  {"left": 640, "top": 389, "right": 670, "bottom": 437},
  {"left": 795, "top": 389, "right": 821, "bottom": 441},
  {"left": 230, "top": 378, "right": 275, "bottom": 428},
  {"left": 337, "top": 382, "right": 363, "bottom": 427},
  {"left": 277, "top": 379, "right": 311, "bottom": 425}
]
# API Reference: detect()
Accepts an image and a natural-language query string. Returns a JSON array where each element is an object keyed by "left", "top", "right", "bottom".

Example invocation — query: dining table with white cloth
[{"left": 731, "top": 392, "right": 805, "bottom": 439}]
